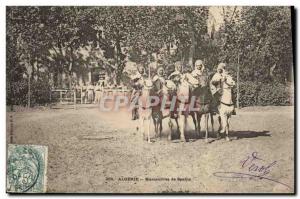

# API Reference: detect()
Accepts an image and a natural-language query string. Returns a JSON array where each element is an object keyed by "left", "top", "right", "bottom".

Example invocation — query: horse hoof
[
  {"left": 226, "top": 137, "right": 231, "bottom": 142},
  {"left": 205, "top": 139, "right": 209, "bottom": 143}
]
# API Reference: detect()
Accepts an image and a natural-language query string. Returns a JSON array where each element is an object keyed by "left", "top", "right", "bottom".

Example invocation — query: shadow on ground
[{"left": 156, "top": 129, "right": 271, "bottom": 141}]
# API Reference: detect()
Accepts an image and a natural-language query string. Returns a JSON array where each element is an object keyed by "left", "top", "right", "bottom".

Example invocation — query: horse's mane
[{"left": 192, "top": 74, "right": 213, "bottom": 104}]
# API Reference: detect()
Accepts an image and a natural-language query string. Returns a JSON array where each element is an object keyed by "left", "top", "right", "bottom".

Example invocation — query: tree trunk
[
  {"left": 187, "top": 12, "right": 195, "bottom": 67},
  {"left": 115, "top": 38, "right": 124, "bottom": 85},
  {"left": 68, "top": 62, "right": 73, "bottom": 89},
  {"left": 27, "top": 75, "right": 31, "bottom": 108}
]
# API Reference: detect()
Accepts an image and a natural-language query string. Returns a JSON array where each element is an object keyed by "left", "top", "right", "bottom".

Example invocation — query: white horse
[
  {"left": 176, "top": 74, "right": 199, "bottom": 142},
  {"left": 218, "top": 74, "right": 236, "bottom": 141},
  {"left": 160, "top": 80, "right": 178, "bottom": 141},
  {"left": 138, "top": 79, "right": 154, "bottom": 143}
]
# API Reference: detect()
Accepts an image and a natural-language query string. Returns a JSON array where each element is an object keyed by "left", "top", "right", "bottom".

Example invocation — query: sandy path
[{"left": 6, "top": 105, "right": 294, "bottom": 193}]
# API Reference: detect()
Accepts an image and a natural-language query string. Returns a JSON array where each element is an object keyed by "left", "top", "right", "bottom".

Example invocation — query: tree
[{"left": 217, "top": 6, "right": 293, "bottom": 83}]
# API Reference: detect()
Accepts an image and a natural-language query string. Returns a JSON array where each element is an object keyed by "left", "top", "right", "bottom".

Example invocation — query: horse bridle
[{"left": 220, "top": 76, "right": 235, "bottom": 106}]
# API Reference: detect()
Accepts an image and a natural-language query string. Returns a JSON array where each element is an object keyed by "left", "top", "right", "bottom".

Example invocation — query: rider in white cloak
[
  {"left": 191, "top": 59, "right": 205, "bottom": 80},
  {"left": 152, "top": 67, "right": 166, "bottom": 95},
  {"left": 168, "top": 61, "right": 184, "bottom": 86},
  {"left": 210, "top": 63, "right": 236, "bottom": 115}
]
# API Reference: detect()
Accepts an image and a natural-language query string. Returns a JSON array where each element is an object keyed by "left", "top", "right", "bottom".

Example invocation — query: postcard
[{"left": 6, "top": 6, "right": 294, "bottom": 194}]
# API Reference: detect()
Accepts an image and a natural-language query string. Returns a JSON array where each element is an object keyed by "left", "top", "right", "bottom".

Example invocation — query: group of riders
[{"left": 130, "top": 59, "right": 236, "bottom": 121}]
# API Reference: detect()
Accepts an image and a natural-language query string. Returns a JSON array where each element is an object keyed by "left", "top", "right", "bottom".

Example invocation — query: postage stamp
[{"left": 6, "top": 144, "right": 48, "bottom": 193}]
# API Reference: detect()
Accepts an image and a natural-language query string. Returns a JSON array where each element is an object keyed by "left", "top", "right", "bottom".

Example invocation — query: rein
[
  {"left": 197, "top": 101, "right": 210, "bottom": 105},
  {"left": 220, "top": 101, "right": 234, "bottom": 106}
]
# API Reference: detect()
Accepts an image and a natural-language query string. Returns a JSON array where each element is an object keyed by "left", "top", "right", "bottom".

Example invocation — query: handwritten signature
[{"left": 213, "top": 152, "right": 292, "bottom": 190}]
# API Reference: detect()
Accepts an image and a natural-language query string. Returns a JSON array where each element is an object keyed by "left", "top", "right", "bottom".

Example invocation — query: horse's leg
[
  {"left": 156, "top": 119, "right": 159, "bottom": 138},
  {"left": 183, "top": 116, "right": 187, "bottom": 141},
  {"left": 168, "top": 118, "right": 173, "bottom": 141},
  {"left": 175, "top": 118, "right": 179, "bottom": 133},
  {"left": 139, "top": 116, "right": 145, "bottom": 140},
  {"left": 197, "top": 113, "right": 201, "bottom": 138},
  {"left": 159, "top": 115, "right": 163, "bottom": 139},
  {"left": 205, "top": 113, "right": 209, "bottom": 143},
  {"left": 132, "top": 108, "right": 135, "bottom": 120},
  {"left": 210, "top": 112, "right": 215, "bottom": 138},
  {"left": 220, "top": 114, "right": 227, "bottom": 136},
  {"left": 191, "top": 112, "right": 197, "bottom": 132},
  {"left": 147, "top": 116, "right": 151, "bottom": 143},
  {"left": 178, "top": 114, "right": 186, "bottom": 142},
  {"left": 226, "top": 116, "right": 231, "bottom": 141},
  {"left": 153, "top": 117, "right": 157, "bottom": 138},
  {"left": 218, "top": 115, "right": 222, "bottom": 134}
]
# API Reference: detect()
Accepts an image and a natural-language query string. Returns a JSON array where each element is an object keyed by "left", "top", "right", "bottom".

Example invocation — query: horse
[
  {"left": 191, "top": 75, "right": 214, "bottom": 142},
  {"left": 151, "top": 79, "right": 179, "bottom": 140},
  {"left": 176, "top": 73, "right": 199, "bottom": 142},
  {"left": 138, "top": 79, "right": 154, "bottom": 143},
  {"left": 151, "top": 78, "right": 165, "bottom": 139},
  {"left": 159, "top": 80, "right": 178, "bottom": 141},
  {"left": 218, "top": 74, "right": 236, "bottom": 141}
]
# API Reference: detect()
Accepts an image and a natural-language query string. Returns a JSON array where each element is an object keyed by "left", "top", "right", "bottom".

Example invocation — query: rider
[
  {"left": 168, "top": 61, "right": 183, "bottom": 86},
  {"left": 191, "top": 59, "right": 205, "bottom": 80},
  {"left": 210, "top": 63, "right": 236, "bottom": 115},
  {"left": 152, "top": 66, "right": 166, "bottom": 95},
  {"left": 130, "top": 64, "right": 147, "bottom": 120}
]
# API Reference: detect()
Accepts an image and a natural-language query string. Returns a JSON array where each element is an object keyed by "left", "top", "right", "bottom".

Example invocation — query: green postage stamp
[{"left": 6, "top": 144, "right": 48, "bottom": 193}]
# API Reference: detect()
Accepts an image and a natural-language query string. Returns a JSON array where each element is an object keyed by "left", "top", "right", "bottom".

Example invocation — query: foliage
[
  {"left": 31, "top": 74, "right": 52, "bottom": 105},
  {"left": 239, "top": 81, "right": 261, "bottom": 107},
  {"left": 7, "top": 78, "right": 28, "bottom": 106},
  {"left": 218, "top": 7, "right": 293, "bottom": 83},
  {"left": 239, "top": 81, "right": 292, "bottom": 107},
  {"left": 257, "top": 82, "right": 291, "bottom": 106},
  {"left": 6, "top": 6, "right": 293, "bottom": 107}
]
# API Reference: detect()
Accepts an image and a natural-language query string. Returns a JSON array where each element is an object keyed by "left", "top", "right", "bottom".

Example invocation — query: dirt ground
[{"left": 6, "top": 104, "right": 294, "bottom": 193}]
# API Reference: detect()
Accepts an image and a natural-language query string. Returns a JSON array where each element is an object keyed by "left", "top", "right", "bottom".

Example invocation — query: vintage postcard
[{"left": 6, "top": 6, "right": 294, "bottom": 194}]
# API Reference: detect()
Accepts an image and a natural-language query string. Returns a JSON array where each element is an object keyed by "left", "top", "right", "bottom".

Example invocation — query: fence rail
[{"left": 50, "top": 87, "right": 131, "bottom": 109}]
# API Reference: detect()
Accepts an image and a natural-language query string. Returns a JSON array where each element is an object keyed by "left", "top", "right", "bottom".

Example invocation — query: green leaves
[{"left": 7, "top": 6, "right": 293, "bottom": 106}]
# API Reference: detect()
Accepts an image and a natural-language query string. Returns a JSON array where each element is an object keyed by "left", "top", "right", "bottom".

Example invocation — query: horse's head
[
  {"left": 143, "top": 79, "right": 153, "bottom": 90},
  {"left": 162, "top": 80, "right": 177, "bottom": 95},
  {"left": 198, "top": 75, "right": 209, "bottom": 88},
  {"left": 223, "top": 74, "right": 235, "bottom": 88},
  {"left": 181, "top": 73, "right": 199, "bottom": 89}
]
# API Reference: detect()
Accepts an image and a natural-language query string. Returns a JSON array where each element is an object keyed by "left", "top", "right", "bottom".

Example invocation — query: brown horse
[
  {"left": 191, "top": 75, "right": 214, "bottom": 142},
  {"left": 151, "top": 78, "right": 165, "bottom": 139},
  {"left": 152, "top": 79, "right": 178, "bottom": 140}
]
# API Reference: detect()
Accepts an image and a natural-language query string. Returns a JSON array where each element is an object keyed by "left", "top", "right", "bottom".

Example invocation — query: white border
[{"left": 0, "top": 1, "right": 298, "bottom": 199}]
